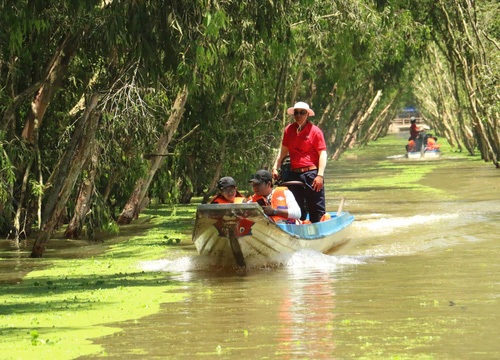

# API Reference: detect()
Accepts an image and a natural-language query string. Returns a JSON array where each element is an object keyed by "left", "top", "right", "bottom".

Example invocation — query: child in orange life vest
[
  {"left": 425, "top": 135, "right": 441, "bottom": 151},
  {"left": 247, "top": 169, "right": 301, "bottom": 223},
  {"left": 210, "top": 176, "right": 245, "bottom": 204}
]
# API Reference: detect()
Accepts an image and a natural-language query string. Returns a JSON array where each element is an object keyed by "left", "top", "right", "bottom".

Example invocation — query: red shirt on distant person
[{"left": 409, "top": 117, "right": 419, "bottom": 139}]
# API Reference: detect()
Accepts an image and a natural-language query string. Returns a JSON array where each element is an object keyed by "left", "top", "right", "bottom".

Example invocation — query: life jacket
[
  {"left": 210, "top": 191, "right": 245, "bottom": 204},
  {"left": 250, "top": 187, "right": 294, "bottom": 223},
  {"left": 299, "top": 213, "right": 330, "bottom": 225},
  {"left": 407, "top": 139, "right": 416, "bottom": 152},
  {"left": 425, "top": 137, "right": 440, "bottom": 150},
  {"left": 320, "top": 213, "right": 331, "bottom": 222}
]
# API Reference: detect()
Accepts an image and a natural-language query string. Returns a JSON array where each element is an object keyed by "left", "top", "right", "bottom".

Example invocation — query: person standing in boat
[
  {"left": 409, "top": 117, "right": 420, "bottom": 140},
  {"left": 271, "top": 101, "right": 327, "bottom": 223},
  {"left": 248, "top": 169, "right": 301, "bottom": 223},
  {"left": 210, "top": 177, "right": 246, "bottom": 204}
]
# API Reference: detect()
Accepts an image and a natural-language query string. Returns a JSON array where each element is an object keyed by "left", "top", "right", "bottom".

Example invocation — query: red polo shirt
[
  {"left": 282, "top": 121, "right": 326, "bottom": 169},
  {"left": 410, "top": 123, "right": 418, "bottom": 139}
]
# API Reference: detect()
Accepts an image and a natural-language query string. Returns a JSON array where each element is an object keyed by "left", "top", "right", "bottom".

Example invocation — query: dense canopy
[{"left": 0, "top": 0, "right": 498, "bottom": 256}]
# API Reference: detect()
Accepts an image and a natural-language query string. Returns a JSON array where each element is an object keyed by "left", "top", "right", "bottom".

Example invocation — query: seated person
[
  {"left": 210, "top": 176, "right": 245, "bottom": 204},
  {"left": 406, "top": 139, "right": 417, "bottom": 152},
  {"left": 247, "top": 169, "right": 301, "bottom": 223},
  {"left": 425, "top": 135, "right": 441, "bottom": 150}
]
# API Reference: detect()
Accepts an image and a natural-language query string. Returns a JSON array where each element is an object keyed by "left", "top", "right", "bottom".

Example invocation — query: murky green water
[{"left": 80, "top": 139, "right": 500, "bottom": 359}]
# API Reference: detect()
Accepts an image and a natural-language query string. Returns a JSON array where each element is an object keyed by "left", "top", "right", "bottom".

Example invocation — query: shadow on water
[{"left": 0, "top": 217, "right": 162, "bottom": 285}]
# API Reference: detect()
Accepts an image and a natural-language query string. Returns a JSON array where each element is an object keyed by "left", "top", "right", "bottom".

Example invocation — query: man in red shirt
[
  {"left": 409, "top": 117, "right": 419, "bottom": 140},
  {"left": 271, "top": 102, "right": 327, "bottom": 223}
]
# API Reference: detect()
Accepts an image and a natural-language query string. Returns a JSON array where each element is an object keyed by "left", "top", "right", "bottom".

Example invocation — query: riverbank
[{"left": 0, "top": 134, "right": 482, "bottom": 359}]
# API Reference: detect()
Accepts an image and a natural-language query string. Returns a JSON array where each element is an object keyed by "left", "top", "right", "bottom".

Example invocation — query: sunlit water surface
[{"left": 81, "top": 149, "right": 499, "bottom": 359}]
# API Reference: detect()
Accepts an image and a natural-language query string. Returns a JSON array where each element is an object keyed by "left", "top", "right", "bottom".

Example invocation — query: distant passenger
[
  {"left": 425, "top": 135, "right": 441, "bottom": 151},
  {"left": 406, "top": 139, "right": 417, "bottom": 152},
  {"left": 210, "top": 177, "right": 245, "bottom": 204}
]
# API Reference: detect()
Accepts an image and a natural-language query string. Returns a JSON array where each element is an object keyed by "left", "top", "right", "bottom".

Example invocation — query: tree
[
  {"left": 117, "top": 86, "right": 188, "bottom": 224},
  {"left": 409, "top": 0, "right": 499, "bottom": 166},
  {"left": 1, "top": 0, "right": 497, "bottom": 258}
]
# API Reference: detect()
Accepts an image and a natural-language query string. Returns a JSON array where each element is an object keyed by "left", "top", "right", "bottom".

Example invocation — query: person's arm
[
  {"left": 262, "top": 189, "right": 300, "bottom": 219},
  {"left": 283, "top": 189, "right": 301, "bottom": 219},
  {"left": 272, "top": 145, "right": 289, "bottom": 180},
  {"left": 312, "top": 150, "right": 327, "bottom": 191}
]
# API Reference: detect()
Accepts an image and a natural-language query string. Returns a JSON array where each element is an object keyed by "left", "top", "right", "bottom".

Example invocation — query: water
[{"left": 82, "top": 144, "right": 500, "bottom": 359}]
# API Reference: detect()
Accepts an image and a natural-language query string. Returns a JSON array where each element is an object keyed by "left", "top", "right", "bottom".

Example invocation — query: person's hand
[
  {"left": 271, "top": 168, "right": 279, "bottom": 180},
  {"left": 262, "top": 206, "right": 276, "bottom": 216},
  {"left": 312, "top": 175, "right": 324, "bottom": 191}
]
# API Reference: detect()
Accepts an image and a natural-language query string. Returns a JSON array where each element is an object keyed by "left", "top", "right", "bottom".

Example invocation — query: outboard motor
[{"left": 277, "top": 156, "right": 292, "bottom": 184}]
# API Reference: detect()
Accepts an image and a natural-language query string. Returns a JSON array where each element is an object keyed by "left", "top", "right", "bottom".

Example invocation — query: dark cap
[
  {"left": 217, "top": 176, "right": 237, "bottom": 190},
  {"left": 249, "top": 169, "right": 273, "bottom": 184}
]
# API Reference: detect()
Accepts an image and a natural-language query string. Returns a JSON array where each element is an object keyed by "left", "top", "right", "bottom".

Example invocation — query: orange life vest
[
  {"left": 426, "top": 137, "right": 440, "bottom": 150},
  {"left": 210, "top": 191, "right": 245, "bottom": 204},
  {"left": 320, "top": 213, "right": 331, "bottom": 222},
  {"left": 250, "top": 186, "right": 292, "bottom": 223},
  {"left": 407, "top": 139, "right": 416, "bottom": 152}
]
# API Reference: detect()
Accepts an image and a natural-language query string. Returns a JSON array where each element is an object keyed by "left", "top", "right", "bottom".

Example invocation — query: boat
[
  {"left": 192, "top": 202, "right": 355, "bottom": 267},
  {"left": 406, "top": 130, "right": 442, "bottom": 159},
  {"left": 406, "top": 149, "right": 441, "bottom": 159}
]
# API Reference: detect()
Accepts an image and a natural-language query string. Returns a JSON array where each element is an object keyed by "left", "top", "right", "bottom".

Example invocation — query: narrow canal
[{"left": 84, "top": 135, "right": 500, "bottom": 359}]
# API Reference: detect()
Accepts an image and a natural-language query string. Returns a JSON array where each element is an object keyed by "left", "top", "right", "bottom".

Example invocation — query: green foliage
[
  {"left": 87, "top": 191, "right": 120, "bottom": 238},
  {"left": 0, "top": 0, "right": 497, "bottom": 243},
  {"left": 0, "top": 133, "right": 15, "bottom": 203}
]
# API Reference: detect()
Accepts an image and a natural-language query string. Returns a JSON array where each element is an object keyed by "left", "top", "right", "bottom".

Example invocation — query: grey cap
[
  {"left": 249, "top": 170, "right": 273, "bottom": 184},
  {"left": 217, "top": 176, "right": 237, "bottom": 190}
]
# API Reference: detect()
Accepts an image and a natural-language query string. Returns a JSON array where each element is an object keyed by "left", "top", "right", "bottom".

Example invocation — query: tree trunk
[
  {"left": 13, "top": 156, "right": 33, "bottom": 245},
  {"left": 21, "top": 34, "right": 80, "bottom": 144},
  {"left": 64, "top": 145, "right": 100, "bottom": 239},
  {"left": 64, "top": 179, "right": 93, "bottom": 239},
  {"left": 331, "top": 86, "right": 381, "bottom": 160},
  {"left": 201, "top": 150, "right": 225, "bottom": 204},
  {"left": 117, "top": 85, "right": 189, "bottom": 225},
  {"left": 317, "top": 83, "right": 337, "bottom": 128},
  {"left": 438, "top": 0, "right": 498, "bottom": 167},
  {"left": 31, "top": 93, "right": 101, "bottom": 258},
  {"left": 1, "top": 81, "right": 41, "bottom": 135}
]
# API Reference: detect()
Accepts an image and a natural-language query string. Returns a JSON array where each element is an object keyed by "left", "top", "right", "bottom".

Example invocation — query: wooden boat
[{"left": 192, "top": 202, "right": 355, "bottom": 267}]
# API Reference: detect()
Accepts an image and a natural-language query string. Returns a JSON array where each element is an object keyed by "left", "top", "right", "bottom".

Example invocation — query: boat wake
[
  {"left": 338, "top": 211, "right": 497, "bottom": 258},
  {"left": 139, "top": 249, "right": 367, "bottom": 275},
  {"left": 353, "top": 213, "right": 460, "bottom": 236},
  {"left": 279, "top": 249, "right": 366, "bottom": 271}
]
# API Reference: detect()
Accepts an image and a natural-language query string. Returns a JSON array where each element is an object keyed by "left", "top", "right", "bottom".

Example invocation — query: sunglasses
[{"left": 294, "top": 110, "right": 308, "bottom": 116}]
